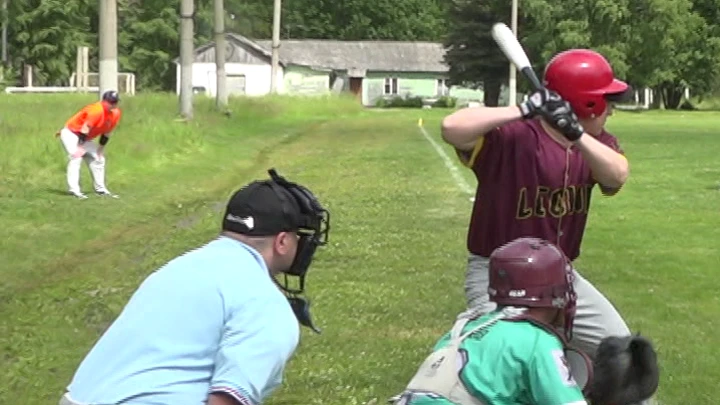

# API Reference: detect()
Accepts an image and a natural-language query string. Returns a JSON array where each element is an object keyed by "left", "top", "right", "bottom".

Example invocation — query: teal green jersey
[{"left": 407, "top": 311, "right": 587, "bottom": 405}]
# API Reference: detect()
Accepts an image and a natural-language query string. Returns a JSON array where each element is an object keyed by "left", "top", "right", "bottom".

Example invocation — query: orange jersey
[{"left": 65, "top": 102, "right": 122, "bottom": 140}]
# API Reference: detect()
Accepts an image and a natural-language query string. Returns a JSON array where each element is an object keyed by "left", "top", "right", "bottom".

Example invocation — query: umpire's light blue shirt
[{"left": 65, "top": 236, "right": 300, "bottom": 405}]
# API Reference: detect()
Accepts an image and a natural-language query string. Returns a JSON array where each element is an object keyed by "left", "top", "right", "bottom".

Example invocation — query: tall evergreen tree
[{"left": 442, "top": 0, "right": 510, "bottom": 106}]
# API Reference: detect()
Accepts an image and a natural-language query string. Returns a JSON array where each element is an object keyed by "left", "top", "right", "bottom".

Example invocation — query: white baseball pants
[{"left": 59, "top": 128, "right": 108, "bottom": 195}]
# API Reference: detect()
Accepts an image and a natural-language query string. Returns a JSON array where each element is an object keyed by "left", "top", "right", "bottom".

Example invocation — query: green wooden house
[{"left": 176, "top": 33, "right": 487, "bottom": 107}]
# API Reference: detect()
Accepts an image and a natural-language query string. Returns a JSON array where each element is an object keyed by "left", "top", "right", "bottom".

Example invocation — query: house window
[
  {"left": 436, "top": 78, "right": 449, "bottom": 96},
  {"left": 384, "top": 77, "right": 398, "bottom": 95}
]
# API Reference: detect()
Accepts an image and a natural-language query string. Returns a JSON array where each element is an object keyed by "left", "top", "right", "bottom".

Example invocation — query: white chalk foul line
[{"left": 416, "top": 120, "right": 475, "bottom": 197}]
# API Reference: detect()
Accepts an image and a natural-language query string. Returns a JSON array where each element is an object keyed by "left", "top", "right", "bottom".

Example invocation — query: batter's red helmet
[
  {"left": 488, "top": 237, "right": 577, "bottom": 341},
  {"left": 543, "top": 49, "right": 630, "bottom": 119}
]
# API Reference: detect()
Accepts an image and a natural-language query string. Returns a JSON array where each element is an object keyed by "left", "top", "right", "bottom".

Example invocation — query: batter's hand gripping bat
[{"left": 490, "top": 22, "right": 544, "bottom": 91}]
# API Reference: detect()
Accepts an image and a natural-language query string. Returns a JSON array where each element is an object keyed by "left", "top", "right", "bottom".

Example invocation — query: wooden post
[
  {"left": 99, "top": 0, "right": 118, "bottom": 98},
  {"left": 214, "top": 0, "right": 227, "bottom": 107},
  {"left": 270, "top": 0, "right": 281, "bottom": 93},
  {"left": 24, "top": 64, "right": 32, "bottom": 87},
  {"left": 179, "top": 0, "right": 195, "bottom": 118},
  {"left": 75, "top": 47, "right": 82, "bottom": 90},
  {"left": 82, "top": 46, "right": 89, "bottom": 90}
]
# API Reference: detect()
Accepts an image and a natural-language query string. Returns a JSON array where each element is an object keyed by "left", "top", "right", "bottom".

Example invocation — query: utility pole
[
  {"left": 269, "top": 0, "right": 281, "bottom": 93},
  {"left": 507, "top": 0, "right": 518, "bottom": 106},
  {"left": 214, "top": 0, "right": 227, "bottom": 108},
  {"left": 179, "top": 0, "right": 194, "bottom": 119},
  {"left": 1, "top": 0, "right": 7, "bottom": 65},
  {"left": 99, "top": 0, "right": 118, "bottom": 98}
]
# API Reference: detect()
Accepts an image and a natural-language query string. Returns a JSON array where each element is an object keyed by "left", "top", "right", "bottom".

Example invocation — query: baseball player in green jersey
[{"left": 391, "top": 237, "right": 659, "bottom": 405}]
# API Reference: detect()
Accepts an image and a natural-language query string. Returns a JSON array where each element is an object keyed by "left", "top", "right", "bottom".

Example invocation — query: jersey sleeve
[
  {"left": 106, "top": 109, "right": 122, "bottom": 135},
  {"left": 527, "top": 334, "right": 587, "bottom": 405},
  {"left": 111, "top": 108, "right": 122, "bottom": 127},
  {"left": 209, "top": 293, "right": 300, "bottom": 405},
  {"left": 456, "top": 127, "right": 499, "bottom": 169},
  {"left": 455, "top": 125, "right": 515, "bottom": 188},
  {"left": 598, "top": 131, "right": 624, "bottom": 155},
  {"left": 594, "top": 131, "right": 626, "bottom": 195}
]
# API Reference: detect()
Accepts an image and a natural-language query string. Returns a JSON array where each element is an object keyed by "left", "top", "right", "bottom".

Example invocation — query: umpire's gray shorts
[{"left": 464, "top": 253, "right": 632, "bottom": 359}]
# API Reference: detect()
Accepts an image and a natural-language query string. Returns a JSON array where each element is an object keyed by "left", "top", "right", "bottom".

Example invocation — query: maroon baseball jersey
[{"left": 459, "top": 118, "right": 624, "bottom": 261}]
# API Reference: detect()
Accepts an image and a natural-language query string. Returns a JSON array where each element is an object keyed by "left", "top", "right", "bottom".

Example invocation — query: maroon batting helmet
[
  {"left": 488, "top": 237, "right": 577, "bottom": 341},
  {"left": 543, "top": 49, "right": 630, "bottom": 119}
]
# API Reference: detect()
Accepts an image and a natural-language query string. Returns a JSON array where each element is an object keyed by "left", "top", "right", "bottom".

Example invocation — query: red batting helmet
[
  {"left": 488, "top": 237, "right": 577, "bottom": 341},
  {"left": 543, "top": 49, "right": 630, "bottom": 118}
]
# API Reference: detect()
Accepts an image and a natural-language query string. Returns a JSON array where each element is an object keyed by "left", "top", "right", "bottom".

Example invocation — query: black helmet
[{"left": 102, "top": 90, "right": 120, "bottom": 104}]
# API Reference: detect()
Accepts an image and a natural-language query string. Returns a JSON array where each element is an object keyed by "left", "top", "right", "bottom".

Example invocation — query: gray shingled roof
[
  {"left": 252, "top": 37, "right": 448, "bottom": 72},
  {"left": 183, "top": 33, "right": 449, "bottom": 73}
]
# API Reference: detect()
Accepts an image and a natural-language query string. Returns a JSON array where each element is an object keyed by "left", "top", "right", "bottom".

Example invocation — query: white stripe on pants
[
  {"left": 464, "top": 253, "right": 656, "bottom": 405},
  {"left": 59, "top": 128, "right": 107, "bottom": 194}
]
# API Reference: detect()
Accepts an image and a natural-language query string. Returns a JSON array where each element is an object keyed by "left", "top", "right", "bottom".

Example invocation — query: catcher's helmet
[
  {"left": 543, "top": 49, "right": 629, "bottom": 119},
  {"left": 102, "top": 90, "right": 120, "bottom": 104},
  {"left": 488, "top": 237, "right": 577, "bottom": 340}
]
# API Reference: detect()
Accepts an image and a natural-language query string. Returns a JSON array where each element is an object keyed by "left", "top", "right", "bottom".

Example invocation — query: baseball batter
[
  {"left": 440, "top": 49, "right": 633, "bottom": 361},
  {"left": 56, "top": 90, "right": 122, "bottom": 199},
  {"left": 392, "top": 238, "right": 659, "bottom": 405}
]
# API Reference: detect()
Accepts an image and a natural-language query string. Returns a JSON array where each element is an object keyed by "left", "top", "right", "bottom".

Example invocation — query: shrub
[
  {"left": 374, "top": 95, "right": 446, "bottom": 108},
  {"left": 432, "top": 96, "right": 457, "bottom": 108}
]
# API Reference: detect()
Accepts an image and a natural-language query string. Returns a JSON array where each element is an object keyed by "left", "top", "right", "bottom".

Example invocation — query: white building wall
[{"left": 176, "top": 63, "right": 286, "bottom": 97}]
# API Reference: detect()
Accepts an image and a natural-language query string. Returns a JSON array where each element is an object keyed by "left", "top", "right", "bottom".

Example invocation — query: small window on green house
[
  {"left": 436, "top": 79, "right": 449, "bottom": 96},
  {"left": 384, "top": 78, "right": 398, "bottom": 95}
]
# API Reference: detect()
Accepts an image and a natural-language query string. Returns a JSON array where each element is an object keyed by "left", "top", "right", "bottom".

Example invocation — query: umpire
[{"left": 59, "top": 168, "right": 331, "bottom": 405}]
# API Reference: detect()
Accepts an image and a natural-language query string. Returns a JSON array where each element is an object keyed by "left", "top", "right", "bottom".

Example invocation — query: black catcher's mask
[{"left": 266, "top": 168, "right": 330, "bottom": 334}]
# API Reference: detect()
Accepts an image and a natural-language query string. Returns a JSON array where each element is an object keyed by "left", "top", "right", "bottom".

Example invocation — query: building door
[
  {"left": 227, "top": 74, "right": 247, "bottom": 96},
  {"left": 349, "top": 77, "right": 362, "bottom": 101}
]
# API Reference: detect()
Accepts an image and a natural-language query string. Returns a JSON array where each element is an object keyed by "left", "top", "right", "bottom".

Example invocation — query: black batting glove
[
  {"left": 541, "top": 99, "right": 585, "bottom": 142},
  {"left": 519, "top": 89, "right": 562, "bottom": 119}
]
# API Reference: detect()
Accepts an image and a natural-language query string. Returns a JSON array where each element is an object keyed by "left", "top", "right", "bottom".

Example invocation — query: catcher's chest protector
[{"left": 400, "top": 312, "right": 511, "bottom": 405}]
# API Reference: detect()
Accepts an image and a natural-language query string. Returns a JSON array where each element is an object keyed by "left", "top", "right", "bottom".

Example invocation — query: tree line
[
  {"left": 445, "top": 0, "right": 720, "bottom": 108},
  {"left": 2, "top": 0, "right": 719, "bottom": 108}
]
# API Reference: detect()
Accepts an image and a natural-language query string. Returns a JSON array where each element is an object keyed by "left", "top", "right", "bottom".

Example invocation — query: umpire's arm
[{"left": 208, "top": 295, "right": 300, "bottom": 405}]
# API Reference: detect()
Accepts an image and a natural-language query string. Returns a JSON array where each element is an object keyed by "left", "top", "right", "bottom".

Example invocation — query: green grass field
[{"left": 1, "top": 93, "right": 717, "bottom": 405}]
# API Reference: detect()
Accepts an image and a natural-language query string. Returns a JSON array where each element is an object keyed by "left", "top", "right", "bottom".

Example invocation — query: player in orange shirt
[{"left": 57, "top": 90, "right": 122, "bottom": 199}]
